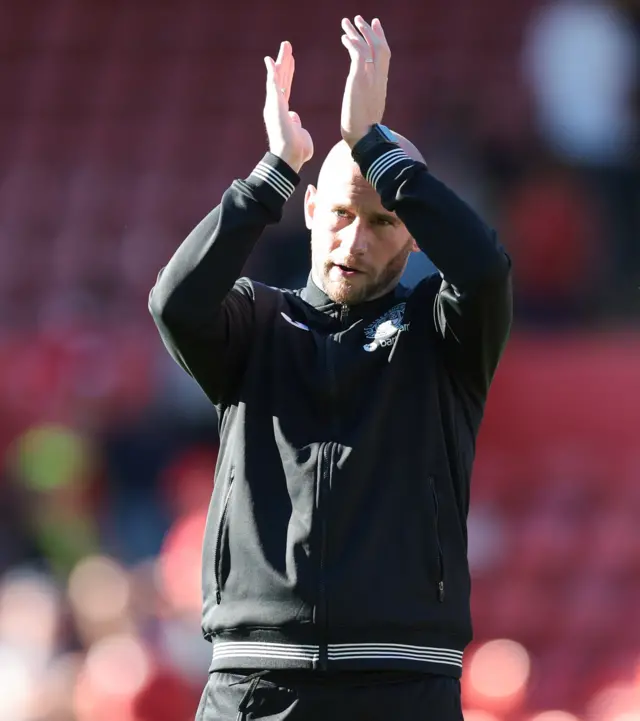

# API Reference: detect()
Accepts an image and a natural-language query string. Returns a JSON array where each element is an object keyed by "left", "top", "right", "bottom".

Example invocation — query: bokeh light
[
  {"left": 587, "top": 683, "right": 640, "bottom": 721},
  {"left": 0, "top": 569, "right": 61, "bottom": 667},
  {"left": 7, "top": 422, "right": 101, "bottom": 574},
  {"left": 74, "top": 633, "right": 153, "bottom": 721},
  {"left": 31, "top": 652, "right": 84, "bottom": 721},
  {"left": 0, "top": 645, "right": 36, "bottom": 721},
  {"left": 9, "top": 423, "right": 95, "bottom": 491},
  {"left": 466, "top": 639, "right": 531, "bottom": 712},
  {"left": 463, "top": 710, "right": 503, "bottom": 721},
  {"left": 84, "top": 633, "right": 152, "bottom": 696},
  {"left": 528, "top": 712, "right": 581, "bottom": 721},
  {"left": 67, "top": 555, "right": 132, "bottom": 643},
  {"left": 157, "top": 510, "right": 207, "bottom": 615}
]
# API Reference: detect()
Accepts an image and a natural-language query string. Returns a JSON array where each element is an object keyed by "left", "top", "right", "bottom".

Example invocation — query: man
[{"left": 149, "top": 15, "right": 512, "bottom": 721}]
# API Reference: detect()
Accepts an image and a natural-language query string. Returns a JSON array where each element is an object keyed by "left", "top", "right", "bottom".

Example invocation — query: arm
[
  {"left": 356, "top": 144, "right": 512, "bottom": 402},
  {"left": 339, "top": 15, "right": 512, "bottom": 402},
  {"left": 148, "top": 41, "right": 313, "bottom": 406},
  {"left": 148, "top": 154, "right": 299, "bottom": 404}
]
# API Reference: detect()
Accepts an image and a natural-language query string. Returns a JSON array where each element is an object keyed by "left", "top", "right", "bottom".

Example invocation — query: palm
[
  {"left": 339, "top": 17, "right": 391, "bottom": 146},
  {"left": 289, "top": 121, "right": 313, "bottom": 161},
  {"left": 264, "top": 41, "right": 314, "bottom": 170}
]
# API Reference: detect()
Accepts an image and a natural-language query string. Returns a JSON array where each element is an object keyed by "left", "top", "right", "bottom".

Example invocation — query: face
[{"left": 304, "top": 161, "right": 418, "bottom": 305}]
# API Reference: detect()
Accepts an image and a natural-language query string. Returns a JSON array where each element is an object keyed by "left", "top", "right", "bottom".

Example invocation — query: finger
[
  {"left": 278, "top": 41, "right": 292, "bottom": 75},
  {"left": 341, "top": 33, "right": 365, "bottom": 63},
  {"left": 271, "top": 42, "right": 294, "bottom": 101},
  {"left": 275, "top": 41, "right": 287, "bottom": 66},
  {"left": 264, "top": 55, "right": 277, "bottom": 96},
  {"left": 276, "top": 41, "right": 289, "bottom": 89},
  {"left": 371, "top": 18, "right": 387, "bottom": 42},
  {"left": 265, "top": 55, "right": 287, "bottom": 108},
  {"left": 341, "top": 18, "right": 367, "bottom": 49},
  {"left": 340, "top": 25, "right": 370, "bottom": 67},
  {"left": 283, "top": 53, "right": 295, "bottom": 102},
  {"left": 354, "top": 15, "right": 377, "bottom": 50},
  {"left": 371, "top": 18, "right": 391, "bottom": 63}
]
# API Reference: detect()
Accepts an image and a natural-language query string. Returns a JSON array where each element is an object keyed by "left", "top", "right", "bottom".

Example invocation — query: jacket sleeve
[
  {"left": 353, "top": 142, "right": 513, "bottom": 404},
  {"left": 148, "top": 153, "right": 300, "bottom": 405}
]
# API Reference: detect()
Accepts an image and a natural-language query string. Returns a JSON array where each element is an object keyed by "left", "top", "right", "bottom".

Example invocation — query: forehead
[{"left": 316, "top": 161, "right": 385, "bottom": 210}]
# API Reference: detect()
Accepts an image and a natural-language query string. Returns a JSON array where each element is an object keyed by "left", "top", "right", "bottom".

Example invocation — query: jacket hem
[{"left": 207, "top": 628, "right": 465, "bottom": 677}]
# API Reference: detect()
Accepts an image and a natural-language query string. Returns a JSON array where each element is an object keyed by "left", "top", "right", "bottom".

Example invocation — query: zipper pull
[
  {"left": 438, "top": 581, "right": 445, "bottom": 603},
  {"left": 340, "top": 304, "right": 349, "bottom": 324},
  {"left": 388, "top": 329, "right": 402, "bottom": 362}
]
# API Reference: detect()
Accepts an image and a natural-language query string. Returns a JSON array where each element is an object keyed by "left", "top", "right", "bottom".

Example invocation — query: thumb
[
  {"left": 288, "top": 111, "right": 301, "bottom": 125},
  {"left": 264, "top": 56, "right": 278, "bottom": 97}
]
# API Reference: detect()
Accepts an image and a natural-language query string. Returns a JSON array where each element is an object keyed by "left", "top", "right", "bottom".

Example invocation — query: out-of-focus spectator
[
  {"left": 523, "top": 0, "right": 638, "bottom": 166},
  {"left": 6, "top": 424, "right": 102, "bottom": 576},
  {"left": 522, "top": 0, "right": 640, "bottom": 313},
  {"left": 501, "top": 154, "right": 604, "bottom": 325},
  {"left": 0, "top": 570, "right": 62, "bottom": 670}
]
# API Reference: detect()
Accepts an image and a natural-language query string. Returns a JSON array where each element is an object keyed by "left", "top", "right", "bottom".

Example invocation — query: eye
[
  {"left": 374, "top": 217, "right": 395, "bottom": 227},
  {"left": 333, "top": 208, "right": 351, "bottom": 219}
]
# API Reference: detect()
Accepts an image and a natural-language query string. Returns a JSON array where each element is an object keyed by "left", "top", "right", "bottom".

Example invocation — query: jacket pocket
[
  {"left": 214, "top": 467, "right": 235, "bottom": 604},
  {"left": 429, "top": 476, "right": 445, "bottom": 603}
]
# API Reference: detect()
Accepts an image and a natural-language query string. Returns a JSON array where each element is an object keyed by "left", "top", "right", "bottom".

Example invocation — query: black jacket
[{"left": 149, "top": 143, "right": 512, "bottom": 678}]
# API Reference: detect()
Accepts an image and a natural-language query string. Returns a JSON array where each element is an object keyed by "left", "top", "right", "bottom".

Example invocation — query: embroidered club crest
[{"left": 363, "top": 302, "right": 409, "bottom": 352}]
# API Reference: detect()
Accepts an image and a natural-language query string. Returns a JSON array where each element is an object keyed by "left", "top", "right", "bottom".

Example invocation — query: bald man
[{"left": 149, "top": 16, "right": 512, "bottom": 721}]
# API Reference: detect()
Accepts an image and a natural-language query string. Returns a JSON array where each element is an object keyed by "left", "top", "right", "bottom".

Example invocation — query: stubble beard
[{"left": 319, "top": 239, "right": 414, "bottom": 305}]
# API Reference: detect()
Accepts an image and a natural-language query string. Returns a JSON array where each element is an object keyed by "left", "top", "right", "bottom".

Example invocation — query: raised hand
[
  {"left": 263, "top": 41, "right": 314, "bottom": 173},
  {"left": 339, "top": 16, "right": 391, "bottom": 147}
]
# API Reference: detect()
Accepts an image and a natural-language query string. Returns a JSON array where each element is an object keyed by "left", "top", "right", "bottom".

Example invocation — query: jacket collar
[{"left": 300, "top": 273, "right": 408, "bottom": 317}]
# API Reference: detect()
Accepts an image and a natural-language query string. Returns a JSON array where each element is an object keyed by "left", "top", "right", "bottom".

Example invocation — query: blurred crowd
[{"left": 0, "top": 0, "right": 639, "bottom": 719}]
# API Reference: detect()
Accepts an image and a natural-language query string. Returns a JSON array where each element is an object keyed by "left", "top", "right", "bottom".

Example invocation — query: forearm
[
  {"left": 354, "top": 142, "right": 509, "bottom": 290},
  {"left": 149, "top": 153, "right": 299, "bottom": 329}
]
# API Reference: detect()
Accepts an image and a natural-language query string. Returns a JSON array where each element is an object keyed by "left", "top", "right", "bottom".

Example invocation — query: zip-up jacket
[{"left": 148, "top": 142, "right": 512, "bottom": 678}]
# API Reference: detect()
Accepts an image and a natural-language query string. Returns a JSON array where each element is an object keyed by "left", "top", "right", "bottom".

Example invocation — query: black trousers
[{"left": 195, "top": 669, "right": 464, "bottom": 721}]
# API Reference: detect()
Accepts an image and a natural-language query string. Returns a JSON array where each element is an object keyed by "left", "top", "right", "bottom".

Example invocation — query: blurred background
[{"left": 0, "top": 0, "right": 638, "bottom": 719}]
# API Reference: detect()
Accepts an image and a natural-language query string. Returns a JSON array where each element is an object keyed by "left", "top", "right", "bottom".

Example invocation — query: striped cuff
[
  {"left": 363, "top": 146, "right": 416, "bottom": 193},
  {"left": 245, "top": 153, "right": 300, "bottom": 209}
]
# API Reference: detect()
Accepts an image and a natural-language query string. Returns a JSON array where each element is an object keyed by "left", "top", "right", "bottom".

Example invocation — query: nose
[{"left": 338, "top": 217, "right": 369, "bottom": 256}]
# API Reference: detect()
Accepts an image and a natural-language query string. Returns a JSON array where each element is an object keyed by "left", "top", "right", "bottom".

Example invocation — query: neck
[{"left": 311, "top": 266, "right": 326, "bottom": 294}]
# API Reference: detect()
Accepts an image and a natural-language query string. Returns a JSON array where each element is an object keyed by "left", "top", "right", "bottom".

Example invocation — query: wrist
[
  {"left": 351, "top": 127, "right": 419, "bottom": 195},
  {"left": 342, "top": 129, "right": 369, "bottom": 149},
  {"left": 271, "top": 147, "right": 305, "bottom": 174},
  {"left": 245, "top": 153, "right": 300, "bottom": 210}
]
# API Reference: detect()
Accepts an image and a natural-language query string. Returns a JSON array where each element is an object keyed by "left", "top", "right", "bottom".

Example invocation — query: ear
[
  {"left": 410, "top": 237, "right": 420, "bottom": 253},
  {"left": 304, "top": 184, "right": 317, "bottom": 230}
]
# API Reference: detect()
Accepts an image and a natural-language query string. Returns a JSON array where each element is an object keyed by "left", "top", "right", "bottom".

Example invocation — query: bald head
[{"left": 317, "top": 132, "right": 426, "bottom": 192}]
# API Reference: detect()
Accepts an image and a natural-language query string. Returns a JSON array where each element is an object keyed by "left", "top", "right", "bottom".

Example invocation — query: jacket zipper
[
  {"left": 317, "top": 441, "right": 332, "bottom": 670},
  {"left": 215, "top": 467, "right": 235, "bottom": 604},
  {"left": 429, "top": 476, "right": 445, "bottom": 603},
  {"left": 317, "top": 323, "right": 342, "bottom": 670}
]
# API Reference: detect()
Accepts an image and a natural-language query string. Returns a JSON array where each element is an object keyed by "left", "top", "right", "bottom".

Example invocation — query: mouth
[{"left": 332, "top": 263, "right": 362, "bottom": 277}]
